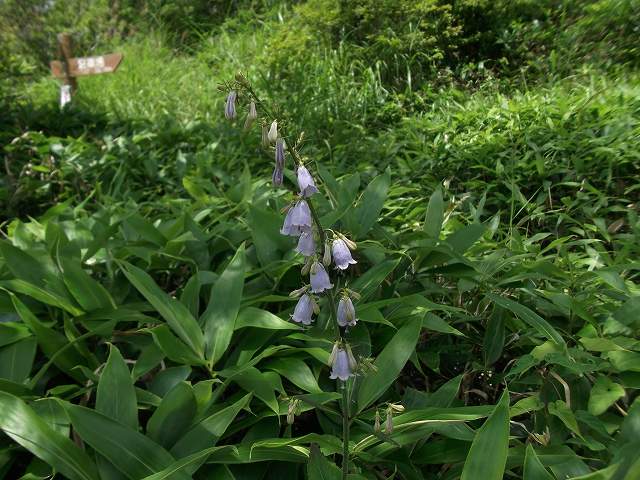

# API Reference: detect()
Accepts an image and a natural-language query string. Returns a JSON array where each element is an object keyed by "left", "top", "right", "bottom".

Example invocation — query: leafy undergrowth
[{"left": 1, "top": 0, "right": 640, "bottom": 479}]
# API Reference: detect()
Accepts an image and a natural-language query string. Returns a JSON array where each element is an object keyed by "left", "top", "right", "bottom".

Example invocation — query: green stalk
[{"left": 341, "top": 380, "right": 351, "bottom": 478}]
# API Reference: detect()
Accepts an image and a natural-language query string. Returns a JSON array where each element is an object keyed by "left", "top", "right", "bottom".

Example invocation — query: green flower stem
[{"left": 341, "top": 379, "right": 351, "bottom": 478}]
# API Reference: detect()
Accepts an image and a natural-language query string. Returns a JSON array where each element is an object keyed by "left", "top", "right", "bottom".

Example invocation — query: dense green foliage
[{"left": 1, "top": 0, "right": 639, "bottom": 479}]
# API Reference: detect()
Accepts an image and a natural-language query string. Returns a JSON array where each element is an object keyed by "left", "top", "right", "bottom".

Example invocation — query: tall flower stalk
[{"left": 222, "top": 73, "right": 367, "bottom": 477}]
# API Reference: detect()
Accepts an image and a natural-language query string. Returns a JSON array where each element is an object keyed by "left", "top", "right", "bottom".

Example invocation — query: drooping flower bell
[
  {"left": 332, "top": 238, "right": 357, "bottom": 270},
  {"left": 281, "top": 200, "right": 312, "bottom": 236},
  {"left": 310, "top": 261, "right": 333, "bottom": 293},
  {"left": 329, "top": 346, "right": 356, "bottom": 381},
  {"left": 268, "top": 120, "right": 278, "bottom": 143},
  {"left": 225, "top": 90, "right": 237, "bottom": 120},
  {"left": 296, "top": 230, "right": 315, "bottom": 256},
  {"left": 296, "top": 164, "right": 319, "bottom": 197},
  {"left": 262, "top": 124, "right": 270, "bottom": 147},
  {"left": 244, "top": 101, "right": 257, "bottom": 130},
  {"left": 291, "top": 293, "right": 316, "bottom": 325},
  {"left": 337, "top": 295, "right": 357, "bottom": 327}
]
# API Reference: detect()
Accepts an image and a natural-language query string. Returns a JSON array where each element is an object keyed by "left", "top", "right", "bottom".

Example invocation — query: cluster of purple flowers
[{"left": 225, "top": 89, "right": 360, "bottom": 381}]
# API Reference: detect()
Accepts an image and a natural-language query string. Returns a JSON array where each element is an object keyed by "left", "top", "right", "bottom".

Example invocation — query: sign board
[{"left": 50, "top": 53, "right": 123, "bottom": 78}]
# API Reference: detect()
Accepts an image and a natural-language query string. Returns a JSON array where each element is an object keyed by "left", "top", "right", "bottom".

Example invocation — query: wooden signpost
[{"left": 50, "top": 33, "right": 123, "bottom": 107}]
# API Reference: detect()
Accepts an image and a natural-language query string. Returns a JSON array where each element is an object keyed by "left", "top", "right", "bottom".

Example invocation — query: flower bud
[
  {"left": 322, "top": 241, "right": 332, "bottom": 267},
  {"left": 385, "top": 411, "right": 393, "bottom": 434},
  {"left": 225, "top": 90, "right": 237, "bottom": 120},
  {"left": 262, "top": 124, "right": 270, "bottom": 147},
  {"left": 345, "top": 343, "right": 358, "bottom": 371},
  {"left": 374, "top": 410, "right": 381, "bottom": 433},
  {"left": 338, "top": 233, "right": 357, "bottom": 251},
  {"left": 268, "top": 120, "right": 278, "bottom": 143},
  {"left": 289, "top": 285, "right": 309, "bottom": 298},
  {"left": 244, "top": 101, "right": 257, "bottom": 130},
  {"left": 301, "top": 257, "right": 313, "bottom": 276}
]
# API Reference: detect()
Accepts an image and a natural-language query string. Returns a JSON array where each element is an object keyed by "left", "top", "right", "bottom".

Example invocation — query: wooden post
[{"left": 57, "top": 33, "right": 77, "bottom": 94}]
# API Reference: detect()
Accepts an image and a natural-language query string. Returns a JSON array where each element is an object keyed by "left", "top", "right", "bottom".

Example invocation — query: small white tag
[{"left": 60, "top": 85, "right": 71, "bottom": 108}]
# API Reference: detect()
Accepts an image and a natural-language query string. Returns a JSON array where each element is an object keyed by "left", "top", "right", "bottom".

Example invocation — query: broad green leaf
[
  {"left": 264, "top": 358, "right": 322, "bottom": 393},
  {"left": 523, "top": 444, "right": 554, "bottom": 480},
  {"left": 1, "top": 279, "right": 83, "bottom": 315},
  {"left": 307, "top": 443, "right": 341, "bottom": 480},
  {"left": 96, "top": 344, "right": 138, "bottom": 429},
  {"left": 149, "top": 325, "right": 205, "bottom": 366},
  {"left": 59, "top": 257, "right": 115, "bottom": 312},
  {"left": 357, "top": 318, "right": 422, "bottom": 412},
  {"left": 202, "top": 244, "right": 246, "bottom": 365},
  {"left": 119, "top": 261, "right": 204, "bottom": 358},
  {"left": 548, "top": 400, "right": 581, "bottom": 438},
  {"left": 235, "top": 307, "right": 300, "bottom": 330},
  {"left": 10, "top": 294, "right": 86, "bottom": 382},
  {"left": 231, "top": 367, "right": 280, "bottom": 414},
  {"left": 353, "top": 170, "right": 390, "bottom": 238},
  {"left": 65, "top": 403, "right": 189, "bottom": 480},
  {"left": 484, "top": 307, "right": 505, "bottom": 366},
  {"left": 487, "top": 294, "right": 565, "bottom": 345},
  {"left": 608, "top": 351, "right": 640, "bottom": 372},
  {"left": 446, "top": 223, "right": 486, "bottom": 254},
  {"left": 460, "top": 390, "right": 510, "bottom": 480},
  {"left": 147, "top": 382, "right": 197, "bottom": 449},
  {"left": 0, "top": 337, "right": 36, "bottom": 383},
  {"left": 141, "top": 446, "right": 236, "bottom": 480},
  {"left": 0, "top": 322, "right": 31, "bottom": 347},
  {"left": 588, "top": 376, "right": 625, "bottom": 416},
  {"left": 171, "top": 393, "right": 252, "bottom": 460},
  {"left": 424, "top": 187, "right": 444, "bottom": 238},
  {"left": 350, "top": 259, "right": 400, "bottom": 302},
  {"left": 422, "top": 312, "right": 464, "bottom": 336},
  {"left": 0, "top": 392, "right": 98, "bottom": 480}
]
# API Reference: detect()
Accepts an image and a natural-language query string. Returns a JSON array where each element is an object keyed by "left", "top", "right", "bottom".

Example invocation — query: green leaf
[
  {"left": 424, "top": 188, "right": 444, "bottom": 238},
  {"left": 548, "top": 400, "right": 581, "bottom": 437},
  {"left": 588, "top": 376, "right": 625, "bottom": 416},
  {"left": 264, "top": 358, "right": 322, "bottom": 393},
  {"left": 608, "top": 351, "right": 640, "bottom": 372},
  {"left": 487, "top": 294, "right": 565, "bottom": 345},
  {"left": 119, "top": 261, "right": 204, "bottom": 358},
  {"left": 59, "top": 257, "right": 115, "bottom": 312},
  {"left": 65, "top": 403, "right": 189, "bottom": 480},
  {"left": 149, "top": 325, "right": 205, "bottom": 366},
  {"left": 422, "top": 312, "right": 464, "bottom": 336},
  {"left": 171, "top": 393, "right": 252, "bottom": 460},
  {"left": 307, "top": 443, "right": 341, "bottom": 480},
  {"left": 141, "top": 446, "right": 236, "bottom": 480},
  {"left": 147, "top": 382, "right": 197, "bottom": 449},
  {"left": 446, "top": 223, "right": 486, "bottom": 254},
  {"left": 231, "top": 367, "right": 280, "bottom": 414},
  {"left": 202, "top": 244, "right": 246, "bottom": 365},
  {"left": 1, "top": 279, "right": 83, "bottom": 315},
  {"left": 10, "top": 293, "right": 86, "bottom": 382},
  {"left": 235, "top": 307, "right": 300, "bottom": 330},
  {"left": 0, "top": 392, "right": 98, "bottom": 480},
  {"left": 0, "top": 322, "right": 32, "bottom": 347},
  {"left": 523, "top": 444, "right": 554, "bottom": 480},
  {"left": 484, "top": 307, "right": 505, "bottom": 366},
  {"left": 0, "top": 337, "right": 36, "bottom": 383},
  {"left": 460, "top": 390, "right": 510, "bottom": 480},
  {"left": 357, "top": 318, "right": 422, "bottom": 412},
  {"left": 96, "top": 344, "right": 138, "bottom": 429},
  {"left": 353, "top": 170, "right": 390, "bottom": 238}
]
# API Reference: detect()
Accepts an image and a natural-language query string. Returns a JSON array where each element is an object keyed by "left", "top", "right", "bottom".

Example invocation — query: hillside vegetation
[{"left": 1, "top": 1, "right": 639, "bottom": 479}]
